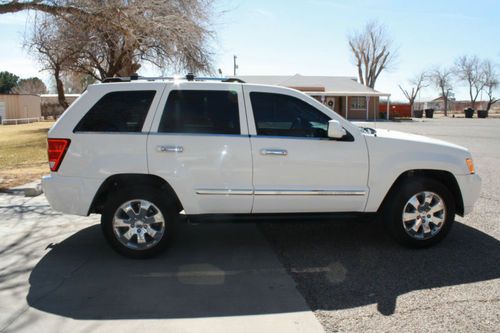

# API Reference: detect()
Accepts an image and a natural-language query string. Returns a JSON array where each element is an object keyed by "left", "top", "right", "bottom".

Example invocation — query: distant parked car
[{"left": 43, "top": 74, "right": 481, "bottom": 258}]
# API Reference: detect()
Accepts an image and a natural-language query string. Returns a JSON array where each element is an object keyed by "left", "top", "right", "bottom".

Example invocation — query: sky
[{"left": 1, "top": 0, "right": 500, "bottom": 101}]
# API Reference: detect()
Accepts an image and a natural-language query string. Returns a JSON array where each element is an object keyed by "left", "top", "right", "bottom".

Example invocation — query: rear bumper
[
  {"left": 456, "top": 174, "right": 481, "bottom": 215},
  {"left": 42, "top": 174, "right": 101, "bottom": 216}
]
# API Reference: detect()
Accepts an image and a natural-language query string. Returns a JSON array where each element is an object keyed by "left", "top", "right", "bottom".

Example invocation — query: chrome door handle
[
  {"left": 157, "top": 145, "right": 183, "bottom": 153},
  {"left": 261, "top": 148, "right": 288, "bottom": 156}
]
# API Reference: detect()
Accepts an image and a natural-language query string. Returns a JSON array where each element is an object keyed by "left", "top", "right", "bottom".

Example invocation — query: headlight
[{"left": 466, "top": 158, "right": 475, "bottom": 174}]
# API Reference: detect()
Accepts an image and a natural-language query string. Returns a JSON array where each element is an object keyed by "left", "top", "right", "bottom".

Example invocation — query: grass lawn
[{"left": 0, "top": 121, "right": 55, "bottom": 190}]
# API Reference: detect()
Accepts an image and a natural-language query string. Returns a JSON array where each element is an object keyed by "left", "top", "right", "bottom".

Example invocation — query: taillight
[{"left": 47, "top": 138, "right": 71, "bottom": 172}]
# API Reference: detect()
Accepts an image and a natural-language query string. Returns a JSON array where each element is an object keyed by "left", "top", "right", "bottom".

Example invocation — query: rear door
[{"left": 147, "top": 82, "right": 253, "bottom": 215}]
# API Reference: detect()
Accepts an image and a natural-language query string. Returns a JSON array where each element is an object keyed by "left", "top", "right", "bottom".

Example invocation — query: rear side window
[
  {"left": 158, "top": 90, "right": 240, "bottom": 135},
  {"left": 74, "top": 91, "right": 156, "bottom": 132}
]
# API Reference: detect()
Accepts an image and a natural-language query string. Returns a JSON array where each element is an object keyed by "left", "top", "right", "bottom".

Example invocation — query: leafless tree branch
[
  {"left": 454, "top": 55, "right": 486, "bottom": 109},
  {"left": 482, "top": 60, "right": 499, "bottom": 112},
  {"left": 430, "top": 67, "right": 454, "bottom": 116},
  {"left": 347, "top": 21, "right": 397, "bottom": 88},
  {"left": 398, "top": 70, "right": 428, "bottom": 115}
]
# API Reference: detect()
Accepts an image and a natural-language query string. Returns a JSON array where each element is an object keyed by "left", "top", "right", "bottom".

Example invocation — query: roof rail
[{"left": 102, "top": 73, "right": 245, "bottom": 84}]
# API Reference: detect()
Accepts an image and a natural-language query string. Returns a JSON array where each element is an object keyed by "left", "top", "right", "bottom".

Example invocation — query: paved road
[
  {"left": 0, "top": 118, "right": 499, "bottom": 332},
  {"left": 261, "top": 118, "right": 500, "bottom": 332}
]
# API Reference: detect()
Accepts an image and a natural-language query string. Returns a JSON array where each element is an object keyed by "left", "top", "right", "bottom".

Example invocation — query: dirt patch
[
  {"left": 0, "top": 163, "right": 49, "bottom": 191},
  {"left": 0, "top": 122, "right": 54, "bottom": 190}
]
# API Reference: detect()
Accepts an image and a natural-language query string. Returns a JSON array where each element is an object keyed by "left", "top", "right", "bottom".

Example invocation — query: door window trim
[
  {"left": 149, "top": 83, "right": 249, "bottom": 135},
  {"left": 243, "top": 88, "right": 354, "bottom": 142}
]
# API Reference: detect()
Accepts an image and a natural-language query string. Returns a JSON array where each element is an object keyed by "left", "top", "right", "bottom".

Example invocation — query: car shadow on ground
[
  {"left": 26, "top": 222, "right": 311, "bottom": 319},
  {"left": 259, "top": 219, "right": 500, "bottom": 315},
  {"left": 26, "top": 220, "right": 500, "bottom": 319}
]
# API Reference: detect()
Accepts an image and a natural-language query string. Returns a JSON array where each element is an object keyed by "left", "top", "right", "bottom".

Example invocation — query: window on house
[
  {"left": 74, "top": 90, "right": 156, "bottom": 132},
  {"left": 250, "top": 92, "right": 331, "bottom": 138},
  {"left": 351, "top": 96, "right": 367, "bottom": 110},
  {"left": 158, "top": 90, "right": 240, "bottom": 135}
]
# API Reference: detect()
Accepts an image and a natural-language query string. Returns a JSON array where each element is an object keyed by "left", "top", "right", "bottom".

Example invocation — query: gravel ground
[{"left": 260, "top": 118, "right": 500, "bottom": 332}]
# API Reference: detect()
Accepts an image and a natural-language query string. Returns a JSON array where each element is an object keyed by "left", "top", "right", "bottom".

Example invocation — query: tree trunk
[
  {"left": 357, "top": 64, "right": 364, "bottom": 85},
  {"left": 486, "top": 99, "right": 498, "bottom": 112},
  {"left": 54, "top": 68, "right": 69, "bottom": 110},
  {"left": 441, "top": 88, "right": 448, "bottom": 117}
]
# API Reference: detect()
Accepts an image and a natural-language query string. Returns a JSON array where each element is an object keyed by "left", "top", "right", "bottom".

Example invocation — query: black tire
[
  {"left": 382, "top": 177, "right": 455, "bottom": 248},
  {"left": 101, "top": 186, "right": 178, "bottom": 258}
]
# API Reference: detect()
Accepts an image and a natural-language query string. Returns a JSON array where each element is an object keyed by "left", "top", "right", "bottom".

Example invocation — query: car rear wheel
[
  {"left": 382, "top": 177, "right": 456, "bottom": 248},
  {"left": 101, "top": 186, "right": 177, "bottom": 258}
]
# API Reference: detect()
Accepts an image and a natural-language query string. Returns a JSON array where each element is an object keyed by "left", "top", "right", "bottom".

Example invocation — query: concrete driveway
[{"left": 0, "top": 194, "right": 324, "bottom": 333}]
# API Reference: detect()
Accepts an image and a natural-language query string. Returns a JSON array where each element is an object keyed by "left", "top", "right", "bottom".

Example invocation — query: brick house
[{"left": 236, "top": 74, "right": 391, "bottom": 120}]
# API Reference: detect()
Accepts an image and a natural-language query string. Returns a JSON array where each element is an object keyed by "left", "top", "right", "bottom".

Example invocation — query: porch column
[
  {"left": 345, "top": 96, "right": 348, "bottom": 120},
  {"left": 365, "top": 96, "right": 370, "bottom": 121},
  {"left": 386, "top": 96, "right": 390, "bottom": 120}
]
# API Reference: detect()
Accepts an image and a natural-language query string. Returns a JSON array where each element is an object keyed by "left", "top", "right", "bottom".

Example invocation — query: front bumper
[
  {"left": 42, "top": 174, "right": 101, "bottom": 216},
  {"left": 455, "top": 174, "right": 481, "bottom": 215}
]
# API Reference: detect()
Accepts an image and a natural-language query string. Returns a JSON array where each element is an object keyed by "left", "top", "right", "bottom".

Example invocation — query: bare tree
[
  {"left": 454, "top": 55, "right": 486, "bottom": 109},
  {"left": 399, "top": 71, "right": 428, "bottom": 116},
  {"left": 483, "top": 60, "right": 499, "bottom": 112},
  {"left": 348, "top": 20, "right": 397, "bottom": 88},
  {"left": 1, "top": 1, "right": 215, "bottom": 79},
  {"left": 11, "top": 77, "right": 47, "bottom": 94},
  {"left": 26, "top": 16, "right": 80, "bottom": 108},
  {"left": 430, "top": 67, "right": 454, "bottom": 116},
  {"left": 2, "top": 1, "right": 216, "bottom": 108}
]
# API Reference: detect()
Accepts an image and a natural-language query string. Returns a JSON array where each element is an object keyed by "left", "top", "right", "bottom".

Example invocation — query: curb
[{"left": 6, "top": 180, "right": 43, "bottom": 197}]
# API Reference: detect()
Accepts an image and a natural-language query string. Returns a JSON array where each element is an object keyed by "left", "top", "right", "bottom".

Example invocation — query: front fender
[{"left": 364, "top": 133, "right": 471, "bottom": 212}]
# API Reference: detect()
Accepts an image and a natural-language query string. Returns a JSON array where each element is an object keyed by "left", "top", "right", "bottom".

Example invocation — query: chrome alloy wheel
[
  {"left": 112, "top": 199, "right": 165, "bottom": 250},
  {"left": 402, "top": 191, "right": 446, "bottom": 240}
]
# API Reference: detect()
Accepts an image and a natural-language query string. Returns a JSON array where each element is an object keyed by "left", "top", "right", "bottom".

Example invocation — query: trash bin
[
  {"left": 413, "top": 110, "right": 423, "bottom": 118},
  {"left": 464, "top": 108, "right": 474, "bottom": 118},
  {"left": 477, "top": 110, "right": 488, "bottom": 118},
  {"left": 425, "top": 108, "right": 434, "bottom": 118}
]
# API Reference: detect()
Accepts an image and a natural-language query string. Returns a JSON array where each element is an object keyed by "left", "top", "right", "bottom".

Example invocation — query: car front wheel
[{"left": 383, "top": 177, "right": 456, "bottom": 248}]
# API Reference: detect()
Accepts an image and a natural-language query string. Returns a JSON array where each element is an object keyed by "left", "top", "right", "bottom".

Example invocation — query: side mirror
[{"left": 327, "top": 120, "right": 347, "bottom": 139}]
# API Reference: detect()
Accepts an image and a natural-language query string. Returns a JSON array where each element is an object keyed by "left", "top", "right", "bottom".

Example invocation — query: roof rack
[{"left": 102, "top": 73, "right": 245, "bottom": 83}]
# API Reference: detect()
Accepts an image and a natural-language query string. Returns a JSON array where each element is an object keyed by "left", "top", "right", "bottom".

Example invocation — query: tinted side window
[
  {"left": 158, "top": 90, "right": 240, "bottom": 135},
  {"left": 74, "top": 91, "right": 156, "bottom": 132},
  {"left": 250, "top": 92, "right": 330, "bottom": 138}
]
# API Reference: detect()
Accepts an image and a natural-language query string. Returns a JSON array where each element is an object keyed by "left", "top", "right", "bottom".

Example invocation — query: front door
[{"left": 243, "top": 85, "right": 369, "bottom": 213}]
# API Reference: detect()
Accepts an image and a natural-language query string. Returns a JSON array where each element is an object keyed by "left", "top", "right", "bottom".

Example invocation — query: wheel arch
[
  {"left": 88, "top": 174, "right": 183, "bottom": 215},
  {"left": 378, "top": 169, "right": 464, "bottom": 216}
]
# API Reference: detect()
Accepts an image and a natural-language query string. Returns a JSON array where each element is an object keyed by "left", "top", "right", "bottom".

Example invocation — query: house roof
[{"left": 234, "top": 74, "right": 390, "bottom": 96}]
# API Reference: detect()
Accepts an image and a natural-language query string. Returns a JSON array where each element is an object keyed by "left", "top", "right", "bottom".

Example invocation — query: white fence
[{"left": 1, "top": 117, "right": 43, "bottom": 125}]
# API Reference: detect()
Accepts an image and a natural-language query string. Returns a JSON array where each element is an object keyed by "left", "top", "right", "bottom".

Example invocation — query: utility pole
[{"left": 233, "top": 55, "right": 238, "bottom": 76}]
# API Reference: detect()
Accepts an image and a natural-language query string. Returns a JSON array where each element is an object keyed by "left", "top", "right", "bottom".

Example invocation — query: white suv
[{"left": 42, "top": 75, "right": 481, "bottom": 258}]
